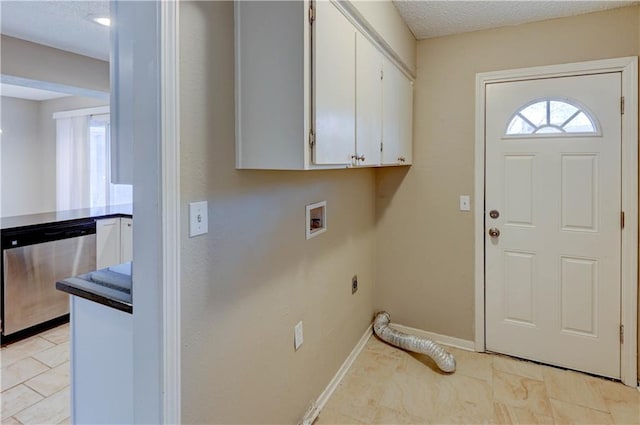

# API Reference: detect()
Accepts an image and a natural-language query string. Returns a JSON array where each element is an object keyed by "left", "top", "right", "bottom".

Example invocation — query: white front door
[{"left": 485, "top": 73, "right": 622, "bottom": 378}]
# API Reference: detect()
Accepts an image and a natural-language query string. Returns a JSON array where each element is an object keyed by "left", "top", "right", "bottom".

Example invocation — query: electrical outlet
[
  {"left": 352, "top": 275, "right": 358, "bottom": 294},
  {"left": 294, "top": 321, "right": 304, "bottom": 351}
]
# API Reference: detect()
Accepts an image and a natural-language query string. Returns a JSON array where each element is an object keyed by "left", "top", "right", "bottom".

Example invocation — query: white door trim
[
  {"left": 474, "top": 57, "right": 638, "bottom": 386},
  {"left": 160, "top": 0, "right": 181, "bottom": 422}
]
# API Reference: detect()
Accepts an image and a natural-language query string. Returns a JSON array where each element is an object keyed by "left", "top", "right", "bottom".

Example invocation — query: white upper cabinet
[
  {"left": 355, "top": 33, "right": 383, "bottom": 167},
  {"left": 120, "top": 217, "right": 133, "bottom": 264},
  {"left": 313, "top": 1, "right": 356, "bottom": 166},
  {"left": 235, "top": 0, "right": 413, "bottom": 170},
  {"left": 382, "top": 57, "right": 413, "bottom": 165},
  {"left": 96, "top": 218, "right": 121, "bottom": 270}
]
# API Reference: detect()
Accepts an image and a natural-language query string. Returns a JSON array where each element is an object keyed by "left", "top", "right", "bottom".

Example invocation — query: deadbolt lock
[{"left": 489, "top": 210, "right": 500, "bottom": 219}]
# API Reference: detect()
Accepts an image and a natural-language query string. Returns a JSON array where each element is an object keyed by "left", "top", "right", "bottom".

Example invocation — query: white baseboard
[
  {"left": 390, "top": 324, "right": 476, "bottom": 352},
  {"left": 299, "top": 324, "right": 373, "bottom": 425}
]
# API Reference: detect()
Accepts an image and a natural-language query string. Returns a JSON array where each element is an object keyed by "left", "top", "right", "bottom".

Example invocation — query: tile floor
[
  {"left": 1, "top": 323, "right": 70, "bottom": 424},
  {"left": 317, "top": 336, "right": 640, "bottom": 424},
  {"left": 3, "top": 325, "right": 638, "bottom": 424}
]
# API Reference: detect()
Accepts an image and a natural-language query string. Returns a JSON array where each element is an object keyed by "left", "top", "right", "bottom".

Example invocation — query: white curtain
[{"left": 56, "top": 116, "right": 90, "bottom": 210}]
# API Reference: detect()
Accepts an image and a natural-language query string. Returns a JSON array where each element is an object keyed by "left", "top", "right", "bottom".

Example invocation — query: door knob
[{"left": 488, "top": 228, "right": 500, "bottom": 238}]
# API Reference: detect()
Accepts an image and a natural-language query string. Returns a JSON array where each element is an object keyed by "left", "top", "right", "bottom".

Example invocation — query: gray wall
[
  {"left": 179, "top": 2, "right": 376, "bottom": 423},
  {"left": 1, "top": 96, "right": 108, "bottom": 218},
  {"left": 375, "top": 6, "right": 639, "bottom": 342},
  {"left": 1, "top": 97, "right": 45, "bottom": 217},
  {"left": 1, "top": 35, "right": 109, "bottom": 93}
]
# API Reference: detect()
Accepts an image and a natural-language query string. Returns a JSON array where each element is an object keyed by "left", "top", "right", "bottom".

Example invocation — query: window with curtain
[{"left": 55, "top": 108, "right": 132, "bottom": 211}]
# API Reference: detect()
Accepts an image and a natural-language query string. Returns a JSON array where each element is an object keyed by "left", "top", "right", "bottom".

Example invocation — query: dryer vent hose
[{"left": 373, "top": 311, "right": 456, "bottom": 373}]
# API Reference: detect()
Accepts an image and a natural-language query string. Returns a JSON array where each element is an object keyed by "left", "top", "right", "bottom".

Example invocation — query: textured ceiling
[
  {"left": 394, "top": 0, "right": 637, "bottom": 39},
  {"left": 0, "top": 1, "right": 109, "bottom": 61},
  {"left": 0, "top": 1, "right": 637, "bottom": 60}
]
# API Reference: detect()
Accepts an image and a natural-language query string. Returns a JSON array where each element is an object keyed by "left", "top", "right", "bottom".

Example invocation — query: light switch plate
[
  {"left": 459, "top": 195, "right": 471, "bottom": 211},
  {"left": 294, "top": 321, "right": 304, "bottom": 351},
  {"left": 189, "top": 201, "right": 208, "bottom": 237}
]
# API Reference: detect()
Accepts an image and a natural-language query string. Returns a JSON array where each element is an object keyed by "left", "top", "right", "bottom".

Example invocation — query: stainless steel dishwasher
[{"left": 2, "top": 219, "right": 96, "bottom": 337}]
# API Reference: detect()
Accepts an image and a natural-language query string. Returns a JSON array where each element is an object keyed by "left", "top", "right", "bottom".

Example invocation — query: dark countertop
[
  {"left": 1, "top": 204, "right": 133, "bottom": 231},
  {"left": 56, "top": 262, "right": 132, "bottom": 314}
]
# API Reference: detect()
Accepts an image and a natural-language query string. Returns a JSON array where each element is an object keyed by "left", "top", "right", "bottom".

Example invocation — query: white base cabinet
[
  {"left": 70, "top": 296, "right": 133, "bottom": 424},
  {"left": 96, "top": 217, "right": 133, "bottom": 269},
  {"left": 235, "top": 0, "right": 413, "bottom": 170},
  {"left": 120, "top": 217, "right": 133, "bottom": 264}
]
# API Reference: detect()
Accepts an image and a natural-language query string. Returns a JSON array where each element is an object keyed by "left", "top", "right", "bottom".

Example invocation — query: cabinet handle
[
  {"left": 398, "top": 157, "right": 406, "bottom": 163},
  {"left": 358, "top": 155, "right": 365, "bottom": 162}
]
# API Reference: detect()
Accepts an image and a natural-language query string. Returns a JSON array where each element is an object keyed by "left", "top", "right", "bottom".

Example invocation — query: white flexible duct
[{"left": 373, "top": 311, "right": 456, "bottom": 373}]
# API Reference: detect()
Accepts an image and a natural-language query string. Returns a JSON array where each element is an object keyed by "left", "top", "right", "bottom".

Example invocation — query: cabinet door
[
  {"left": 355, "top": 33, "right": 382, "bottom": 166},
  {"left": 120, "top": 217, "right": 133, "bottom": 263},
  {"left": 313, "top": 1, "right": 356, "bottom": 165},
  {"left": 382, "top": 58, "right": 413, "bottom": 165},
  {"left": 96, "top": 218, "right": 121, "bottom": 269}
]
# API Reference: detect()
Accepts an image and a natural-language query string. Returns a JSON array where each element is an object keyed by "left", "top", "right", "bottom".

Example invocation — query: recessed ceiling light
[{"left": 92, "top": 17, "right": 111, "bottom": 27}]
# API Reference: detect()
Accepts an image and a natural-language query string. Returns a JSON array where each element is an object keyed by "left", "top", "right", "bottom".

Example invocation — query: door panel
[
  {"left": 560, "top": 256, "right": 598, "bottom": 336},
  {"left": 561, "top": 155, "right": 598, "bottom": 231},
  {"left": 485, "top": 72, "right": 622, "bottom": 378},
  {"left": 504, "top": 155, "right": 535, "bottom": 226},
  {"left": 503, "top": 251, "right": 536, "bottom": 325}
]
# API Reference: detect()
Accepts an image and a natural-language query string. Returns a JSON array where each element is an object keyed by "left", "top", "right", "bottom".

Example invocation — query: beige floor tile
[
  {"left": 365, "top": 336, "right": 406, "bottom": 360},
  {"left": 31, "top": 342, "right": 69, "bottom": 368},
  {"left": 323, "top": 373, "right": 386, "bottom": 424},
  {"left": 550, "top": 398, "right": 613, "bottom": 425},
  {"left": 371, "top": 405, "right": 426, "bottom": 424},
  {"left": 2, "top": 416, "right": 22, "bottom": 424},
  {"left": 380, "top": 366, "right": 494, "bottom": 423},
  {"left": 315, "top": 407, "right": 365, "bottom": 425},
  {"left": 542, "top": 367, "right": 608, "bottom": 412},
  {"left": 593, "top": 378, "right": 640, "bottom": 424},
  {"left": 348, "top": 348, "right": 408, "bottom": 380},
  {"left": 1, "top": 357, "right": 50, "bottom": 392},
  {"left": 14, "top": 388, "right": 70, "bottom": 425},
  {"left": 493, "top": 355, "right": 544, "bottom": 381},
  {"left": 25, "top": 362, "right": 70, "bottom": 397},
  {"left": 322, "top": 338, "right": 640, "bottom": 425},
  {"left": 0, "top": 384, "right": 44, "bottom": 419},
  {"left": 447, "top": 346, "right": 494, "bottom": 383},
  {"left": 0, "top": 337, "right": 55, "bottom": 368},
  {"left": 39, "top": 324, "right": 70, "bottom": 345},
  {"left": 493, "top": 401, "right": 554, "bottom": 425},
  {"left": 493, "top": 369, "right": 552, "bottom": 417}
]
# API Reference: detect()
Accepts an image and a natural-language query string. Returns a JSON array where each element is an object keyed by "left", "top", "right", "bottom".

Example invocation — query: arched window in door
[{"left": 505, "top": 98, "right": 600, "bottom": 136}]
